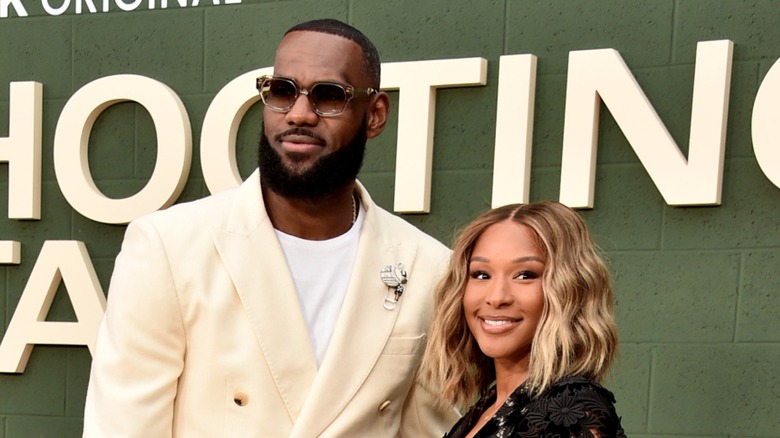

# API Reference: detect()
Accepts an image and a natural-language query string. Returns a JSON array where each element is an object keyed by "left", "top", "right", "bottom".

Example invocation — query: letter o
[
  {"left": 41, "top": 0, "right": 70, "bottom": 15},
  {"left": 752, "top": 59, "right": 780, "bottom": 189},
  {"left": 200, "top": 67, "right": 271, "bottom": 194},
  {"left": 114, "top": 0, "right": 142, "bottom": 11},
  {"left": 53, "top": 74, "right": 192, "bottom": 224}
]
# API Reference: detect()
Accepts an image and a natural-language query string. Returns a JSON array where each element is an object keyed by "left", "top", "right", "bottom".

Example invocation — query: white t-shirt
[{"left": 274, "top": 204, "right": 365, "bottom": 366}]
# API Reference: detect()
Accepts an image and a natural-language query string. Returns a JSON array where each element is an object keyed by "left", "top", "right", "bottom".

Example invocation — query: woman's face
[{"left": 462, "top": 221, "right": 546, "bottom": 367}]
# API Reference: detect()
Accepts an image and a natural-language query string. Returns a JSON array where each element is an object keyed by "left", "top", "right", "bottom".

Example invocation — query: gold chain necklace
[{"left": 351, "top": 194, "right": 358, "bottom": 224}]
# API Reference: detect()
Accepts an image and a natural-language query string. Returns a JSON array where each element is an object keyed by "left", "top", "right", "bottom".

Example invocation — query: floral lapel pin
[{"left": 380, "top": 263, "right": 407, "bottom": 310}]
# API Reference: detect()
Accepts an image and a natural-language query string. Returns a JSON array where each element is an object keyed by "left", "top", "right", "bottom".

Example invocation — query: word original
[{"left": 0, "top": 0, "right": 241, "bottom": 19}]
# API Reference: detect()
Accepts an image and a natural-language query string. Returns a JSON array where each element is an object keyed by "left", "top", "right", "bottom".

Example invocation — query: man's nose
[{"left": 285, "top": 92, "right": 318, "bottom": 126}]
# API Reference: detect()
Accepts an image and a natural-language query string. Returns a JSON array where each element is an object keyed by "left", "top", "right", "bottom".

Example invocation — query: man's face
[{"left": 259, "top": 30, "right": 376, "bottom": 198}]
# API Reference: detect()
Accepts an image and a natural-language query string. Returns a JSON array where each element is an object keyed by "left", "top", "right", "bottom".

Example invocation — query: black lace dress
[{"left": 444, "top": 375, "right": 626, "bottom": 438}]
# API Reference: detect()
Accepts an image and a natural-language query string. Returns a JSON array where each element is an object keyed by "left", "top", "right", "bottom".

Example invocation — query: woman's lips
[{"left": 479, "top": 316, "right": 521, "bottom": 334}]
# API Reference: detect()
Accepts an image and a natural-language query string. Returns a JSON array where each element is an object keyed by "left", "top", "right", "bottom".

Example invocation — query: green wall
[{"left": 1, "top": 0, "right": 779, "bottom": 436}]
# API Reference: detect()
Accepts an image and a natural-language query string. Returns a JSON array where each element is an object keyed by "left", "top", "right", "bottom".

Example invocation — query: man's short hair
[{"left": 286, "top": 19, "right": 381, "bottom": 88}]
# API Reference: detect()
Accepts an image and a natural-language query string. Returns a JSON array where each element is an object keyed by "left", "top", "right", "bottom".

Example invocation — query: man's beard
[{"left": 258, "top": 121, "right": 367, "bottom": 199}]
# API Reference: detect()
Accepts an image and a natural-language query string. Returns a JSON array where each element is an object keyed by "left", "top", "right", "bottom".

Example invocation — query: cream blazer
[{"left": 83, "top": 170, "right": 459, "bottom": 437}]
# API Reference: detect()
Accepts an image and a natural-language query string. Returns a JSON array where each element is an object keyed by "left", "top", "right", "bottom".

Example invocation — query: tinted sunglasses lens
[
  {"left": 311, "top": 83, "right": 348, "bottom": 115},
  {"left": 264, "top": 78, "right": 297, "bottom": 110}
]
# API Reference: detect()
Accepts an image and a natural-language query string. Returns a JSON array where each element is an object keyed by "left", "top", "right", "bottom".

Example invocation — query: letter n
[{"left": 559, "top": 40, "right": 733, "bottom": 208}]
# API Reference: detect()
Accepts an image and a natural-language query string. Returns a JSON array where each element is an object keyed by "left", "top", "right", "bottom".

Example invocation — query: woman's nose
[{"left": 485, "top": 278, "right": 513, "bottom": 307}]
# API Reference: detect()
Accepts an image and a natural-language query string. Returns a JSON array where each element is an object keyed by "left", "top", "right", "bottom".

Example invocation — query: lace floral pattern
[{"left": 444, "top": 376, "right": 626, "bottom": 438}]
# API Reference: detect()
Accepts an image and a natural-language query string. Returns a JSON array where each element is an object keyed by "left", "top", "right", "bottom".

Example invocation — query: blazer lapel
[
  {"left": 291, "top": 183, "right": 419, "bottom": 437},
  {"left": 210, "top": 170, "right": 317, "bottom": 423}
]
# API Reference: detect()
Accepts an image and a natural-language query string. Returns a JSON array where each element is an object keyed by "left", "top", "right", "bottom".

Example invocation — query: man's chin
[
  {"left": 280, "top": 159, "right": 316, "bottom": 177},
  {"left": 283, "top": 149, "right": 314, "bottom": 163}
]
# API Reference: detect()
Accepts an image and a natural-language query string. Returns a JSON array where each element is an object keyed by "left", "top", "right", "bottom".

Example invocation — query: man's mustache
[{"left": 274, "top": 128, "right": 326, "bottom": 144}]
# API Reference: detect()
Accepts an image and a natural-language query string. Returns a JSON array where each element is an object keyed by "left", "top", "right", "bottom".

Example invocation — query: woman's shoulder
[
  {"left": 543, "top": 375, "right": 617, "bottom": 401},
  {"left": 522, "top": 375, "right": 626, "bottom": 437}
]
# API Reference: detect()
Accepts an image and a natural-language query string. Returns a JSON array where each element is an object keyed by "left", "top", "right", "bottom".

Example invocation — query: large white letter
[
  {"left": 0, "top": 240, "right": 21, "bottom": 264},
  {"left": 0, "top": 0, "right": 28, "bottom": 17},
  {"left": 53, "top": 74, "right": 192, "bottom": 224},
  {"left": 752, "top": 57, "right": 780, "bottom": 188},
  {"left": 0, "top": 241, "right": 106, "bottom": 373},
  {"left": 0, "top": 82, "right": 42, "bottom": 219},
  {"left": 201, "top": 68, "right": 271, "bottom": 193},
  {"left": 382, "top": 58, "right": 488, "bottom": 213},
  {"left": 492, "top": 54, "right": 537, "bottom": 207},
  {"left": 560, "top": 40, "right": 733, "bottom": 208}
]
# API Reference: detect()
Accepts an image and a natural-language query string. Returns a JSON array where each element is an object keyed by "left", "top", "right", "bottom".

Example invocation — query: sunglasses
[{"left": 256, "top": 75, "right": 377, "bottom": 117}]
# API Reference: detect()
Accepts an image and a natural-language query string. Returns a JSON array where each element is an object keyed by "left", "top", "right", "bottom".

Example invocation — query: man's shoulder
[
  {"left": 134, "top": 184, "right": 245, "bottom": 230},
  {"left": 368, "top": 203, "right": 449, "bottom": 254}
]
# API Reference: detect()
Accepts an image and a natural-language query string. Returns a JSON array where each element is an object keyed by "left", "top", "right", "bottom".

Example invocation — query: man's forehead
[{"left": 274, "top": 31, "right": 364, "bottom": 82}]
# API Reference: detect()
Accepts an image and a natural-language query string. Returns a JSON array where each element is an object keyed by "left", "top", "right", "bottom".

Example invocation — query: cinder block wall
[{"left": 1, "top": 0, "right": 778, "bottom": 436}]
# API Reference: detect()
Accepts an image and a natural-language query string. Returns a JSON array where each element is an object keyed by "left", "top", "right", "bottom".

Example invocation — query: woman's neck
[
  {"left": 462, "top": 359, "right": 530, "bottom": 438},
  {"left": 493, "top": 356, "right": 530, "bottom": 404}
]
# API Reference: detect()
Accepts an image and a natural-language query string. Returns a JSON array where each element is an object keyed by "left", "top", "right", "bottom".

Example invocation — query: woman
[{"left": 422, "top": 201, "right": 625, "bottom": 437}]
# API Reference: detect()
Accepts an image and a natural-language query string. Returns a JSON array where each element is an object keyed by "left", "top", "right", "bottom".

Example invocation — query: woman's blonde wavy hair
[{"left": 421, "top": 201, "right": 618, "bottom": 408}]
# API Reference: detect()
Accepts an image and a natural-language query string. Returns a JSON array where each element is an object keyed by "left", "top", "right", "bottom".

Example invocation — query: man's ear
[{"left": 366, "top": 91, "right": 390, "bottom": 139}]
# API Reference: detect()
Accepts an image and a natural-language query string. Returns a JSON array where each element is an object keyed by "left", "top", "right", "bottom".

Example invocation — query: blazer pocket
[{"left": 380, "top": 333, "right": 426, "bottom": 356}]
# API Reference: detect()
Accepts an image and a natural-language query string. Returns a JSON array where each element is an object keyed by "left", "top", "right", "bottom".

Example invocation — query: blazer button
[
  {"left": 233, "top": 391, "right": 249, "bottom": 407},
  {"left": 378, "top": 400, "right": 391, "bottom": 412}
]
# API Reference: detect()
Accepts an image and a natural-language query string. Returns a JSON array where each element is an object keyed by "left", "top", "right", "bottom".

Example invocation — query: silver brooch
[{"left": 380, "top": 263, "right": 407, "bottom": 310}]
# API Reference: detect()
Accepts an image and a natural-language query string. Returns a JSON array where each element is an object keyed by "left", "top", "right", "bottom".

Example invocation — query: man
[{"left": 83, "top": 19, "right": 459, "bottom": 437}]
